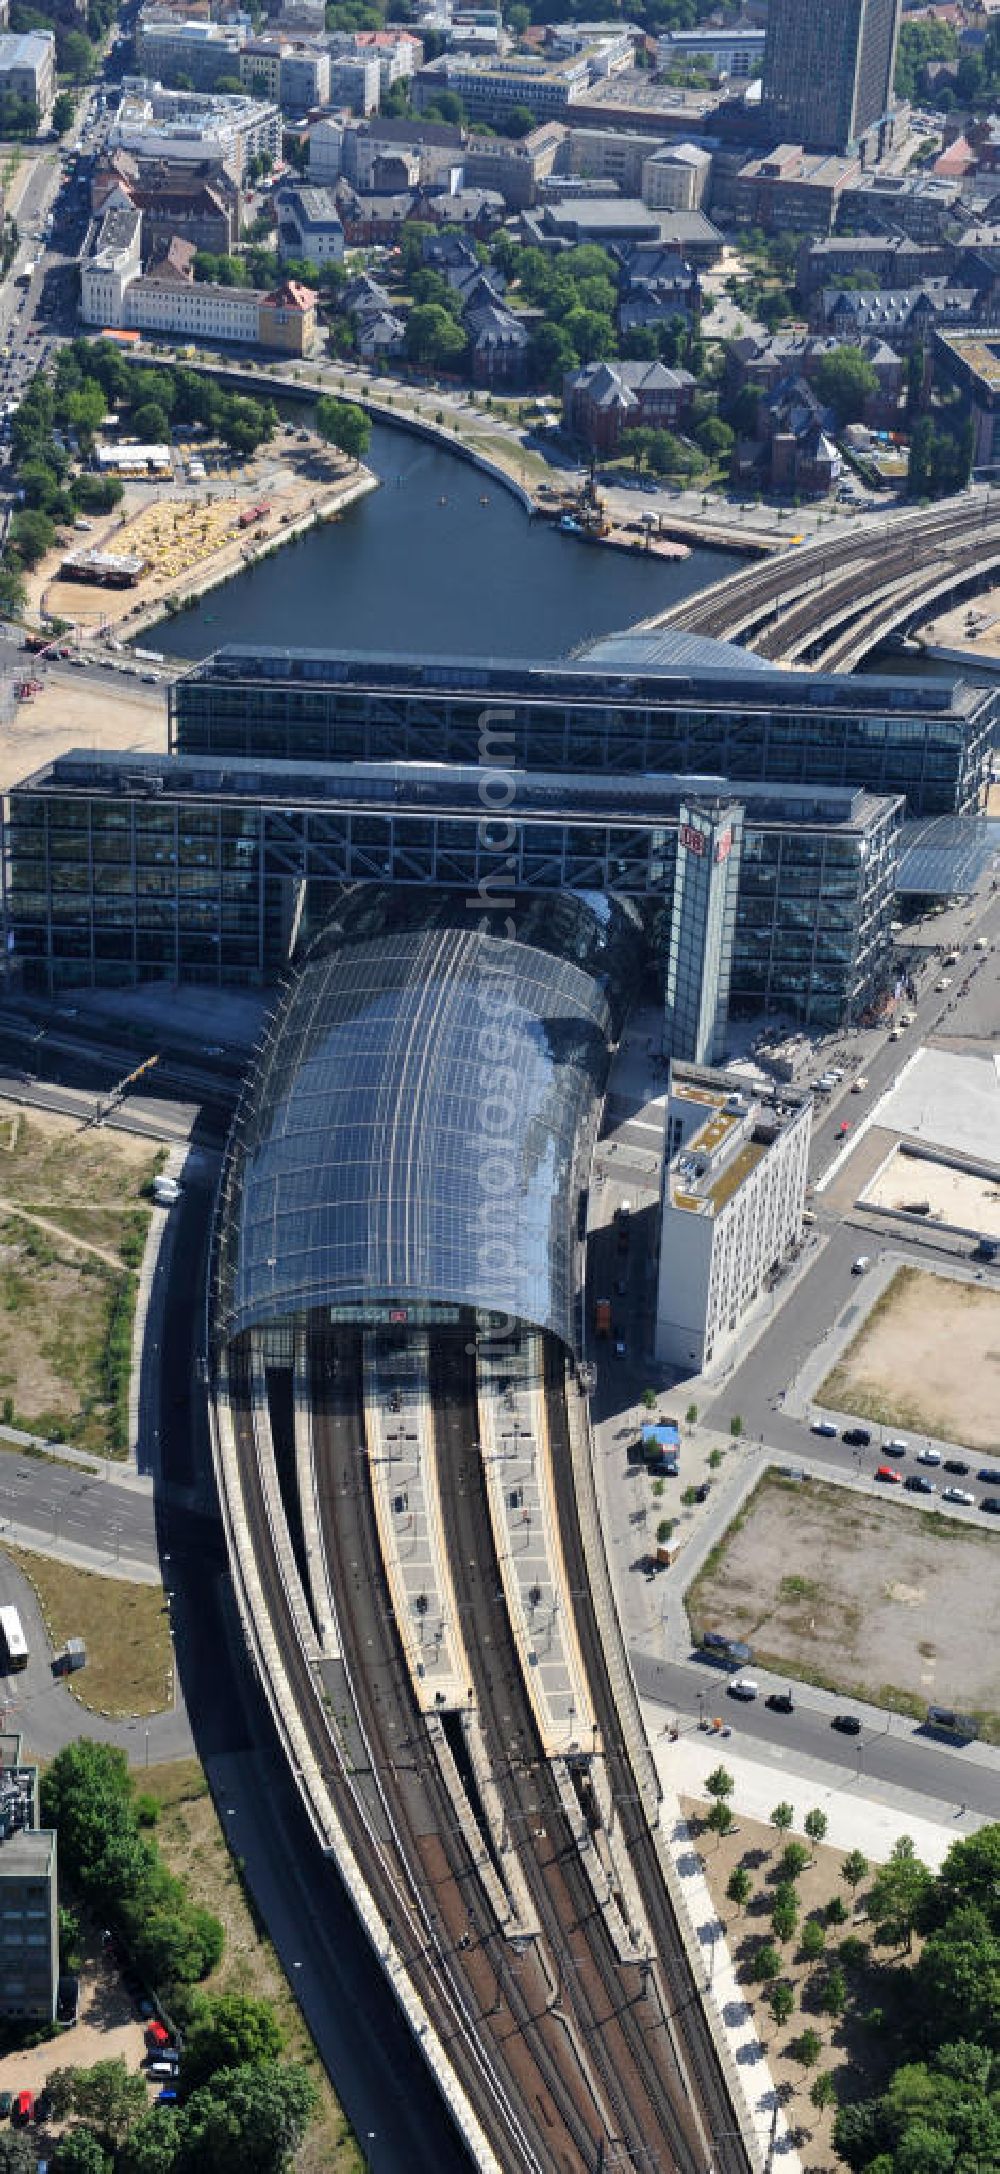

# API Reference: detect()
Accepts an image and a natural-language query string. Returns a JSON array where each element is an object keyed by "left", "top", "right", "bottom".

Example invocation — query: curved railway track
[
  {"left": 543, "top": 1343, "right": 751, "bottom": 2174},
  {"left": 431, "top": 1333, "right": 716, "bottom": 2174},
  {"left": 223, "top": 1324, "right": 753, "bottom": 2173},
  {"left": 309, "top": 1328, "right": 607, "bottom": 2174}
]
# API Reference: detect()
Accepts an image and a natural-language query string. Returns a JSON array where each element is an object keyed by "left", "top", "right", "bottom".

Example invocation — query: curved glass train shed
[{"left": 214, "top": 909, "right": 634, "bottom": 1354}]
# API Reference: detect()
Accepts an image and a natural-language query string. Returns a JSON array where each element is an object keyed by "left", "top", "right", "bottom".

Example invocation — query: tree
[
  {"left": 825, "top": 1895, "right": 848, "bottom": 1927},
  {"left": 528, "top": 320, "right": 576, "bottom": 392},
  {"left": 868, "top": 1837, "right": 934, "bottom": 1953},
  {"left": 801, "top": 1918, "right": 826, "bottom": 1962},
  {"left": 503, "top": 102, "right": 535, "bottom": 138},
  {"left": 404, "top": 304, "right": 467, "bottom": 373},
  {"left": 804, "top": 1808, "right": 828, "bottom": 1855},
  {"left": 696, "top": 417, "right": 734, "bottom": 460},
  {"left": 70, "top": 2062, "right": 148, "bottom": 2153},
  {"left": 684, "top": 1404, "right": 698, "bottom": 1430},
  {"left": 315, "top": 396, "right": 371, "bottom": 462},
  {"left": 729, "top": 1415, "right": 743, "bottom": 1438},
  {"left": 932, "top": 1824, "right": 1000, "bottom": 1928},
  {"left": 44, "top": 2069, "right": 79, "bottom": 2120},
  {"left": 913, "top": 1907, "right": 1000, "bottom": 2044},
  {"left": 10, "top": 508, "right": 55, "bottom": 567},
  {"left": 769, "top": 1979, "right": 795, "bottom": 2029},
  {"left": 821, "top": 1964, "right": 847, "bottom": 2018},
  {"left": 179, "top": 1992, "right": 285, "bottom": 2097},
  {"left": 812, "top": 346, "right": 878, "bottom": 428},
  {"left": 770, "top": 1802, "right": 794, "bottom": 1841},
  {"left": 705, "top": 1766, "right": 734, "bottom": 1804},
  {"left": 0, "top": 562, "right": 27, "bottom": 614},
  {"left": 842, "top": 1848, "right": 869, "bottom": 1900},
  {"left": 726, "top": 1866, "right": 752, "bottom": 1912},
  {"left": 749, "top": 1941, "right": 781, "bottom": 1984},
  {"left": 62, "top": 29, "right": 95, "bottom": 81},
  {"left": 772, "top": 1884, "right": 799, "bottom": 1942},
  {"left": 0, "top": 2136, "right": 37, "bottom": 2174},
  {"left": 52, "top": 91, "right": 77, "bottom": 136},
  {"left": 132, "top": 404, "right": 169, "bottom": 446},
  {"left": 181, "top": 2062, "right": 318, "bottom": 2174},
  {"left": 50, "top": 2132, "right": 112, "bottom": 2174},
  {"left": 810, "top": 2072, "right": 837, "bottom": 2115},
  {"left": 792, "top": 2027, "right": 822, "bottom": 2069},
  {"left": 706, "top": 1801, "right": 733, "bottom": 1844},
  {"left": 117, "top": 2109, "right": 184, "bottom": 2174}
]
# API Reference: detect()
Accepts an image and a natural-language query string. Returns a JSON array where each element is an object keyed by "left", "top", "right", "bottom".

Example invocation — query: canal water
[{"left": 153, "top": 420, "right": 742, "bottom": 662}]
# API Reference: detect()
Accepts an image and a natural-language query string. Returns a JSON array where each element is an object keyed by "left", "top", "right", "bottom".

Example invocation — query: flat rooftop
[
  {"left": 668, "top": 1067, "right": 807, "bottom": 1217},
  {"left": 13, "top": 749, "right": 890, "bottom": 834},
  {"left": 175, "top": 640, "right": 991, "bottom": 719}
]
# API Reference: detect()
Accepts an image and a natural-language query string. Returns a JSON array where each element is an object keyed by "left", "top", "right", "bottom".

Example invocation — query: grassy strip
[
  {"left": 1, "top": 1542, "right": 173, "bottom": 1717},
  {"left": 145, "top": 1760, "right": 362, "bottom": 2174}
]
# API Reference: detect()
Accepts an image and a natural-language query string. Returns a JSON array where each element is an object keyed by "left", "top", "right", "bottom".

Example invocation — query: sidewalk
[{"left": 648, "top": 1723, "right": 982, "bottom": 1870}]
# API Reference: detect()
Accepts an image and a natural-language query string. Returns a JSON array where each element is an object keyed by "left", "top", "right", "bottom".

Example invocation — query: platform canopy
[{"left": 214, "top": 908, "right": 634, "bottom": 1353}]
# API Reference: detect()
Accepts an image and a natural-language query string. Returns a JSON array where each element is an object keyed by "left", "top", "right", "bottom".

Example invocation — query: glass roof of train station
[{"left": 215, "top": 913, "right": 625, "bottom": 1352}]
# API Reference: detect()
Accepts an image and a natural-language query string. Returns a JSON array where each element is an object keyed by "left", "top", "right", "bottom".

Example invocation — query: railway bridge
[
  {"left": 649, "top": 489, "right": 1000, "bottom": 671},
  {"left": 207, "top": 903, "right": 760, "bottom": 2174}
]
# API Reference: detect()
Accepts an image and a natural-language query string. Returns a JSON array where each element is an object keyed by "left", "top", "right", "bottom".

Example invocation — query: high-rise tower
[{"left": 762, "top": 0, "right": 901, "bottom": 155}]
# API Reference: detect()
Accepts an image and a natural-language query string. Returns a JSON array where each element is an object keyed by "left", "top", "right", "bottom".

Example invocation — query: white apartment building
[
  {"left": 308, "top": 112, "right": 346, "bottom": 176},
  {"left": 136, "top": 15, "right": 247, "bottom": 90},
  {"left": 112, "top": 80, "right": 281, "bottom": 180},
  {"left": 642, "top": 140, "right": 712, "bottom": 213},
  {"left": 0, "top": 30, "right": 55, "bottom": 119},
  {"left": 79, "top": 200, "right": 143, "bottom": 329},
  {"left": 655, "top": 1062, "right": 811, "bottom": 1374}
]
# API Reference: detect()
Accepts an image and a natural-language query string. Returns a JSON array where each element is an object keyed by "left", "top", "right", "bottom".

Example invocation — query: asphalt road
[
  {"left": 630, "top": 1652, "right": 1000, "bottom": 1821},
  {"left": 0, "top": 1452, "right": 157, "bottom": 1566}
]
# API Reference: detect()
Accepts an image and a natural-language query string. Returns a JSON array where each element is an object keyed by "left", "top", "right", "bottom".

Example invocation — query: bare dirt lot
[
  {"left": 818, "top": 1265, "right": 1000, "bottom": 1448},
  {"left": 687, "top": 1471, "right": 1000, "bottom": 1734},
  {"left": 0, "top": 672, "right": 164, "bottom": 794},
  {"left": 0, "top": 1105, "right": 161, "bottom": 1453}
]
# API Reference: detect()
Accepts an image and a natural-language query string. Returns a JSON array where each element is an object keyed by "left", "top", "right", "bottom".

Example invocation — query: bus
[{"left": 0, "top": 1605, "right": 27, "bottom": 1671}]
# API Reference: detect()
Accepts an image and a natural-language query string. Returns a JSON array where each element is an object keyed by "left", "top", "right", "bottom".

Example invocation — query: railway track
[
  {"left": 543, "top": 1344, "right": 752, "bottom": 2174},
  {"left": 432, "top": 1332, "right": 716, "bottom": 2174},
  {"left": 309, "top": 1328, "right": 606, "bottom": 2174},
  {"left": 656, "top": 494, "right": 1000, "bottom": 658}
]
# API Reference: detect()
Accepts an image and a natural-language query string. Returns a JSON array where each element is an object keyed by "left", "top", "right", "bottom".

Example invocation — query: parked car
[
  {"left": 875, "top": 1463, "right": 902, "bottom": 1483},
  {"left": 852, "top": 1256, "right": 870, "bottom": 1274},
  {"left": 56, "top": 1972, "right": 78, "bottom": 2025},
  {"left": 147, "top": 2061, "right": 178, "bottom": 2082},
  {"left": 977, "top": 1466, "right": 1000, "bottom": 1485},
  {"left": 843, "top": 1427, "right": 871, "bottom": 1447},
  {"left": 766, "top": 1691, "right": 794, "bottom": 1714},
  {"left": 156, "top": 2090, "right": 178, "bottom": 2107},
  {"left": 942, "top": 1486, "right": 974, "bottom": 1506},
  {"left": 851, "top": 1076, "right": 868, "bottom": 1093},
  {"left": 944, "top": 1458, "right": 970, "bottom": 1476},
  {"left": 882, "top": 1441, "right": 906, "bottom": 1459},
  {"left": 727, "top": 1677, "right": 759, "bottom": 1700},
  {"left": 0, "top": 2091, "right": 11, "bottom": 2117},
  {"left": 145, "top": 2021, "right": 171, "bottom": 2051},
  {"left": 831, "top": 1713, "right": 862, "bottom": 1735},
  {"left": 917, "top": 1448, "right": 942, "bottom": 1466},
  {"left": 811, "top": 1419, "right": 837, "bottom": 1437},
  {"left": 13, "top": 2093, "right": 33, "bottom": 2126},
  {"left": 904, "top": 1474, "right": 934, "bottom": 1494},
  {"left": 980, "top": 1495, "right": 1000, "bottom": 1514},
  {"left": 35, "top": 2090, "right": 53, "bottom": 2123}
]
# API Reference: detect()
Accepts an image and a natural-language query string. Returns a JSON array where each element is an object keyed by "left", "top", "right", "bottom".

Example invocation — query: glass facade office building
[
  {"left": 4, "top": 750, "right": 902, "bottom": 1030},
  {"left": 169, "top": 643, "right": 994, "bottom": 820}
]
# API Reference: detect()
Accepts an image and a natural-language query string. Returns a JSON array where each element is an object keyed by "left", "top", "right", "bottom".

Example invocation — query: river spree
[{"left": 154, "top": 421, "right": 741, "bottom": 662}]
